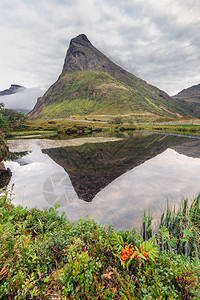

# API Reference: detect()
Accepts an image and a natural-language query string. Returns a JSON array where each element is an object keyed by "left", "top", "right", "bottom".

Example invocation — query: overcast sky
[{"left": 0, "top": 0, "right": 200, "bottom": 101}]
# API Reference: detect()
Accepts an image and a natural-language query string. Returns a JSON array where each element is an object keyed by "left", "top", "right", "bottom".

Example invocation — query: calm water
[{"left": 5, "top": 132, "right": 200, "bottom": 230}]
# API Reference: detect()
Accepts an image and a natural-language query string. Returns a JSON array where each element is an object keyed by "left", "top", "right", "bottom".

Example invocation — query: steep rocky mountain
[
  {"left": 172, "top": 83, "right": 200, "bottom": 103},
  {"left": 0, "top": 84, "right": 25, "bottom": 96},
  {"left": 29, "top": 34, "right": 198, "bottom": 118}
]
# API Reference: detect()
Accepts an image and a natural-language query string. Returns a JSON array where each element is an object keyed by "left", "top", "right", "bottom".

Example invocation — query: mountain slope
[
  {"left": 172, "top": 83, "right": 200, "bottom": 103},
  {"left": 172, "top": 83, "right": 200, "bottom": 117},
  {"left": 29, "top": 34, "right": 197, "bottom": 118}
]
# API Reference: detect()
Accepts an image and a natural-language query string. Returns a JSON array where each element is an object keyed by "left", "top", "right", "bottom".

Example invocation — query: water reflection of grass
[{"left": 5, "top": 130, "right": 57, "bottom": 138}]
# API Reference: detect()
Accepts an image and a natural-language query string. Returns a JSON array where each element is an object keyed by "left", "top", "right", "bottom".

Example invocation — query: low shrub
[{"left": 0, "top": 191, "right": 199, "bottom": 299}]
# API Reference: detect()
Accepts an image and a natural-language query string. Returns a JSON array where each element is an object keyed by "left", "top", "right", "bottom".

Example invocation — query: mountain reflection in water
[
  {"left": 5, "top": 132, "right": 200, "bottom": 230},
  {"left": 42, "top": 133, "right": 198, "bottom": 201}
]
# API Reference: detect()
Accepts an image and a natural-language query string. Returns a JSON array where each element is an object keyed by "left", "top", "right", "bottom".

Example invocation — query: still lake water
[{"left": 5, "top": 131, "right": 200, "bottom": 230}]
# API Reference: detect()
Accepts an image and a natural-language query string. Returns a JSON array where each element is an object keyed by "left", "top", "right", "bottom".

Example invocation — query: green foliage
[
  {"left": 140, "top": 240, "right": 159, "bottom": 262},
  {"left": 141, "top": 196, "right": 200, "bottom": 259},
  {"left": 113, "top": 116, "right": 123, "bottom": 124},
  {"left": 59, "top": 244, "right": 102, "bottom": 298},
  {"left": 127, "top": 118, "right": 134, "bottom": 125},
  {"left": 0, "top": 192, "right": 199, "bottom": 299},
  {"left": 137, "top": 122, "right": 200, "bottom": 137},
  {"left": 159, "top": 197, "right": 200, "bottom": 256},
  {"left": 0, "top": 105, "right": 28, "bottom": 130},
  {"left": 0, "top": 132, "right": 8, "bottom": 162}
]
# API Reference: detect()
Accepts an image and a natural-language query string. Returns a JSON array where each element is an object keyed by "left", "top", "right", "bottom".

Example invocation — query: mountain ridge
[
  {"left": 0, "top": 84, "right": 25, "bottom": 96},
  {"left": 172, "top": 83, "right": 200, "bottom": 103}
]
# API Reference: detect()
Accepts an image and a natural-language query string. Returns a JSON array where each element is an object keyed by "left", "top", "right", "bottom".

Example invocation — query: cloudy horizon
[
  {"left": 0, "top": 0, "right": 200, "bottom": 106},
  {"left": 0, "top": 87, "right": 45, "bottom": 111}
]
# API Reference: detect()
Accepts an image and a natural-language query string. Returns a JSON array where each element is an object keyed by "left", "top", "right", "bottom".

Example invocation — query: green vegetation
[
  {"left": 136, "top": 123, "right": 200, "bottom": 137},
  {"left": 32, "top": 71, "right": 145, "bottom": 118},
  {"left": 142, "top": 197, "right": 200, "bottom": 257},
  {"left": 5, "top": 119, "right": 137, "bottom": 138},
  {"left": 6, "top": 117, "right": 200, "bottom": 141},
  {"left": 109, "top": 116, "right": 124, "bottom": 124},
  {"left": 0, "top": 130, "right": 9, "bottom": 162},
  {"left": 0, "top": 104, "right": 27, "bottom": 132},
  {"left": 31, "top": 69, "right": 198, "bottom": 119},
  {"left": 0, "top": 191, "right": 199, "bottom": 299}
]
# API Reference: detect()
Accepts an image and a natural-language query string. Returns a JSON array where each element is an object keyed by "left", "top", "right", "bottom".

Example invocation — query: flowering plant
[{"left": 112, "top": 232, "right": 158, "bottom": 270}]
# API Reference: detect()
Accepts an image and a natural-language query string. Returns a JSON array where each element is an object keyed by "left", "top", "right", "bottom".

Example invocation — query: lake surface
[{"left": 5, "top": 132, "right": 200, "bottom": 230}]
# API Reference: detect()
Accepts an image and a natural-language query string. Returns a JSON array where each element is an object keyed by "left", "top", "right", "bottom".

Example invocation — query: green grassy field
[
  {"left": 136, "top": 123, "right": 200, "bottom": 137},
  {"left": 5, "top": 117, "right": 200, "bottom": 139}
]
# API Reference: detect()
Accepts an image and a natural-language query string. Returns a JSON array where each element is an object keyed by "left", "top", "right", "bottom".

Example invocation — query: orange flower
[
  {"left": 142, "top": 251, "right": 148, "bottom": 259},
  {"left": 120, "top": 244, "right": 135, "bottom": 262}
]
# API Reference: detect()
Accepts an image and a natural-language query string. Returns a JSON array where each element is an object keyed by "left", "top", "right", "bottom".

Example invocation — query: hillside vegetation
[{"left": 173, "top": 83, "right": 200, "bottom": 103}]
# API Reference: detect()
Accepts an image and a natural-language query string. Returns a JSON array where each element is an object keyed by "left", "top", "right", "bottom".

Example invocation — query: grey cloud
[
  {"left": 0, "top": 0, "right": 199, "bottom": 98},
  {"left": 0, "top": 87, "right": 45, "bottom": 111}
]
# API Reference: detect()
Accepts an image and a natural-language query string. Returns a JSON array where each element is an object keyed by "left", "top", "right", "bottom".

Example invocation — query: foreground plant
[
  {"left": 112, "top": 232, "right": 158, "bottom": 270},
  {"left": 0, "top": 191, "right": 199, "bottom": 299}
]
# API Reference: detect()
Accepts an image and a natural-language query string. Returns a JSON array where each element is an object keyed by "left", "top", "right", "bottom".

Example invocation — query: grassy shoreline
[
  {"left": 4, "top": 117, "right": 200, "bottom": 139},
  {"left": 136, "top": 123, "right": 200, "bottom": 138},
  {"left": 0, "top": 191, "right": 199, "bottom": 299}
]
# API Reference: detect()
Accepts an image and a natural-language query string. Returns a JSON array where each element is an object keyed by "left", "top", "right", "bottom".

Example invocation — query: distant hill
[
  {"left": 172, "top": 83, "right": 200, "bottom": 117},
  {"left": 172, "top": 83, "right": 200, "bottom": 103},
  {"left": 0, "top": 86, "right": 44, "bottom": 113},
  {"left": 29, "top": 34, "right": 199, "bottom": 118},
  {"left": 0, "top": 84, "right": 25, "bottom": 96}
]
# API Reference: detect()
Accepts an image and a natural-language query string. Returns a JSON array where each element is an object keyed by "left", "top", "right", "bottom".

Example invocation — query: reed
[{"left": 141, "top": 195, "right": 200, "bottom": 258}]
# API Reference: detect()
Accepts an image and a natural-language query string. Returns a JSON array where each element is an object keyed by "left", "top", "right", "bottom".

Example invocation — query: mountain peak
[
  {"left": 29, "top": 34, "right": 200, "bottom": 119},
  {"left": 70, "top": 34, "right": 91, "bottom": 45},
  {"left": 0, "top": 84, "right": 25, "bottom": 96},
  {"left": 60, "top": 33, "right": 124, "bottom": 77}
]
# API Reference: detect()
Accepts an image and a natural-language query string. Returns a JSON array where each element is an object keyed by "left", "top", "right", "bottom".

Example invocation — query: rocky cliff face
[
  {"left": 29, "top": 34, "right": 198, "bottom": 118},
  {"left": 60, "top": 34, "right": 138, "bottom": 79},
  {"left": 0, "top": 84, "right": 25, "bottom": 96}
]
